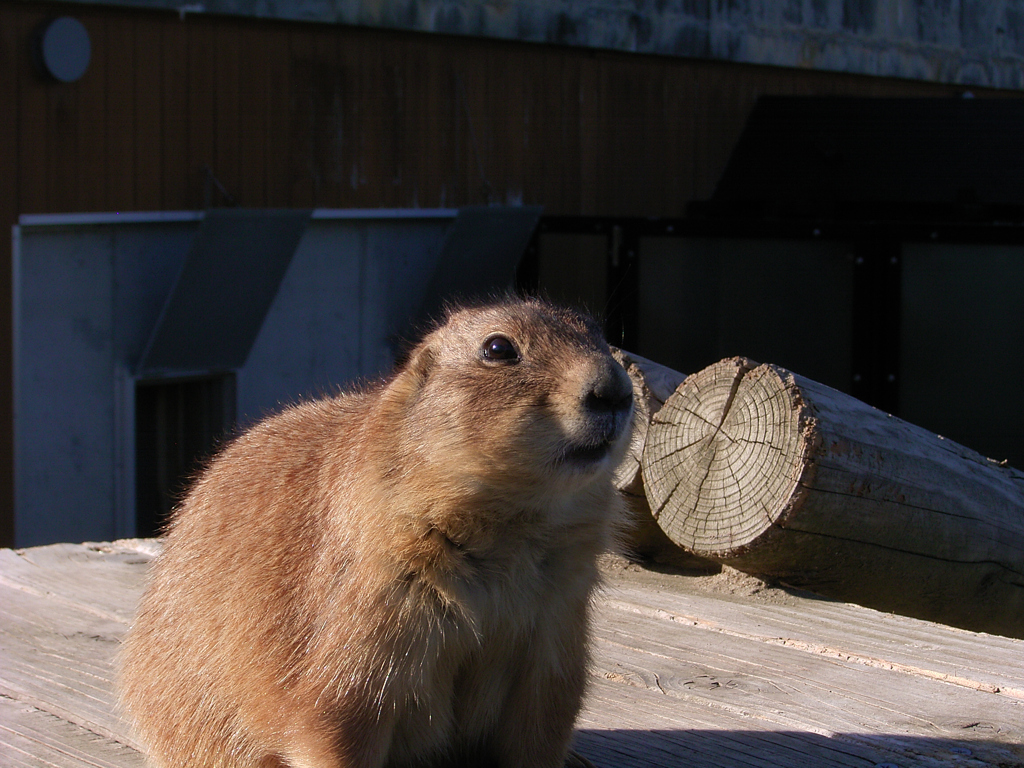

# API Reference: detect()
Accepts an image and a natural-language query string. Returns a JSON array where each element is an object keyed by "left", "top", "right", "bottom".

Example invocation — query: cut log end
[
  {"left": 641, "top": 357, "right": 818, "bottom": 558},
  {"left": 610, "top": 348, "right": 715, "bottom": 570},
  {"left": 610, "top": 347, "right": 687, "bottom": 492}
]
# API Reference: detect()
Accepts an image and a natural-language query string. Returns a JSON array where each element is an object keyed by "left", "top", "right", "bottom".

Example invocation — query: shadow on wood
[{"left": 574, "top": 729, "right": 1024, "bottom": 768}]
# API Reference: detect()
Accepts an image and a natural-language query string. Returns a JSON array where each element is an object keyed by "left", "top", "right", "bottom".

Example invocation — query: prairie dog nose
[{"left": 584, "top": 359, "right": 633, "bottom": 416}]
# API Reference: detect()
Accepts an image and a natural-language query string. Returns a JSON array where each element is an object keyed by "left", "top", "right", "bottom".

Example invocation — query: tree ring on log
[{"left": 641, "top": 357, "right": 819, "bottom": 559}]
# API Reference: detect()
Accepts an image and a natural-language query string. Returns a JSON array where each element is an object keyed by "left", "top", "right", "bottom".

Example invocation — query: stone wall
[{"left": 50, "top": 0, "right": 1024, "bottom": 90}]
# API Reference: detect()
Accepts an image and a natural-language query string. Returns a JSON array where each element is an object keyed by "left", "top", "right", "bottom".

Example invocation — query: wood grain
[
  {"left": 610, "top": 347, "right": 688, "bottom": 494},
  {"left": 643, "top": 356, "right": 814, "bottom": 556},
  {"left": 132, "top": 14, "right": 163, "bottom": 211},
  {"left": 610, "top": 348, "right": 709, "bottom": 569},
  {"left": 1, "top": 0, "right": 980, "bottom": 220},
  {"left": 3, "top": 541, "right": 1022, "bottom": 768}
]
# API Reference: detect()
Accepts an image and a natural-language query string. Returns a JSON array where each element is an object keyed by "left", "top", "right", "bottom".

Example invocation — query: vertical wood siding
[{"left": 3, "top": 2, "right": 978, "bottom": 217}]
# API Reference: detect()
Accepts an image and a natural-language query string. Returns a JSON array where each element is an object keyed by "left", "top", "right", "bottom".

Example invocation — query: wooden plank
[
  {"left": 0, "top": 695, "right": 143, "bottom": 768},
  {"left": 0, "top": 583, "right": 130, "bottom": 744},
  {"left": 586, "top": 565, "right": 1024, "bottom": 767},
  {"left": 445, "top": 43, "right": 470, "bottom": 207},
  {"left": 0, "top": 602, "right": 130, "bottom": 757},
  {"left": 104, "top": 13, "right": 136, "bottom": 211},
  {"left": 0, "top": 0, "right": 21, "bottom": 206},
  {"left": 287, "top": 24, "right": 336, "bottom": 208},
  {"left": 263, "top": 22, "right": 293, "bottom": 208},
  {"left": 286, "top": 24, "right": 318, "bottom": 208},
  {"left": 339, "top": 28, "right": 372, "bottom": 205},
  {"left": 557, "top": 49, "right": 586, "bottom": 215},
  {"left": 0, "top": 544, "right": 154, "bottom": 622},
  {"left": 398, "top": 36, "right": 427, "bottom": 208},
  {"left": 455, "top": 40, "right": 492, "bottom": 206},
  {"left": 44, "top": 69, "right": 80, "bottom": 213},
  {"left": 690, "top": 61, "right": 751, "bottom": 201},
  {"left": 589, "top": 606, "right": 1023, "bottom": 755},
  {"left": 237, "top": 20, "right": 269, "bottom": 207},
  {"left": 600, "top": 55, "right": 662, "bottom": 216},
  {"left": 73, "top": 13, "right": 108, "bottom": 212},
  {"left": 15, "top": 6, "right": 49, "bottom": 215},
  {"left": 604, "top": 570, "right": 1024, "bottom": 698},
  {"left": 662, "top": 59, "right": 697, "bottom": 210},
  {"left": 486, "top": 42, "right": 527, "bottom": 207},
  {"left": 187, "top": 16, "right": 217, "bottom": 209},
  {"left": 527, "top": 47, "right": 574, "bottom": 214},
  {"left": 312, "top": 24, "right": 344, "bottom": 207},
  {"left": 133, "top": 14, "right": 163, "bottom": 210},
  {"left": 419, "top": 39, "right": 457, "bottom": 209},
  {"left": 0, "top": 548, "right": 140, "bottom": 757},
  {"left": 577, "top": 53, "right": 600, "bottom": 215},
  {"left": 3, "top": 541, "right": 1022, "bottom": 768},
  {"left": 591, "top": 56, "right": 614, "bottom": 215},
  {"left": 213, "top": 19, "right": 241, "bottom": 206},
  {"left": 376, "top": 38, "right": 404, "bottom": 209},
  {"left": 578, "top": 677, "right": 893, "bottom": 768}
]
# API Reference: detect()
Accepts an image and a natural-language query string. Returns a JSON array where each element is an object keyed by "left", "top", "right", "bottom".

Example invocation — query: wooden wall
[{"left": 0, "top": 1, "right": 987, "bottom": 545}]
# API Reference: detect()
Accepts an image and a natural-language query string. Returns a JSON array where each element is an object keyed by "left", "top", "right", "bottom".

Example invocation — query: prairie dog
[{"left": 118, "top": 298, "right": 634, "bottom": 768}]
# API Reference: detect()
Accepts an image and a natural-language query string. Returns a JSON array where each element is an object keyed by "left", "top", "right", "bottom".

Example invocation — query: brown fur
[{"left": 118, "top": 298, "right": 634, "bottom": 768}]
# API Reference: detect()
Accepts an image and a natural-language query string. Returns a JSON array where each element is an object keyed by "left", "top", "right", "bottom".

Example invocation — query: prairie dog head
[{"left": 384, "top": 298, "right": 634, "bottom": 501}]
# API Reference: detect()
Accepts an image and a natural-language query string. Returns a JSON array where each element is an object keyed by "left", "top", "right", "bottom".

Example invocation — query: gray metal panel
[
  {"left": 237, "top": 217, "right": 453, "bottom": 422},
  {"left": 113, "top": 225, "right": 197, "bottom": 369},
  {"left": 14, "top": 229, "right": 115, "bottom": 547},
  {"left": 415, "top": 205, "right": 542, "bottom": 326},
  {"left": 13, "top": 221, "right": 200, "bottom": 547},
  {"left": 13, "top": 209, "right": 456, "bottom": 546},
  {"left": 138, "top": 208, "right": 311, "bottom": 376}
]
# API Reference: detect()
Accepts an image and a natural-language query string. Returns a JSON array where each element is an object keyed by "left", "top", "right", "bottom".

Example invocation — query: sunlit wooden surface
[{"left": 2, "top": 541, "right": 1022, "bottom": 767}]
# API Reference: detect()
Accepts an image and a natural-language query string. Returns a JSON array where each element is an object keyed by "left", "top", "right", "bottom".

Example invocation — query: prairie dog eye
[{"left": 481, "top": 334, "right": 520, "bottom": 363}]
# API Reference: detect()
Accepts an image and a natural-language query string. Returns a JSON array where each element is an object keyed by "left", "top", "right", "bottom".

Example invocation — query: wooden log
[
  {"left": 610, "top": 348, "right": 715, "bottom": 570},
  {"left": 610, "top": 348, "right": 686, "bottom": 493},
  {"left": 641, "top": 356, "right": 1024, "bottom": 638}
]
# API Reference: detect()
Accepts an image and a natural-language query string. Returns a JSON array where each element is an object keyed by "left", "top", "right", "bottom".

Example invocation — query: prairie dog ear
[
  {"left": 404, "top": 343, "right": 436, "bottom": 388},
  {"left": 387, "top": 342, "right": 436, "bottom": 405}
]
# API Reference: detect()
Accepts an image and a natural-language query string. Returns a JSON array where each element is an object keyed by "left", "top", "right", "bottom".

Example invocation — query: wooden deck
[{"left": 2, "top": 540, "right": 1022, "bottom": 768}]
